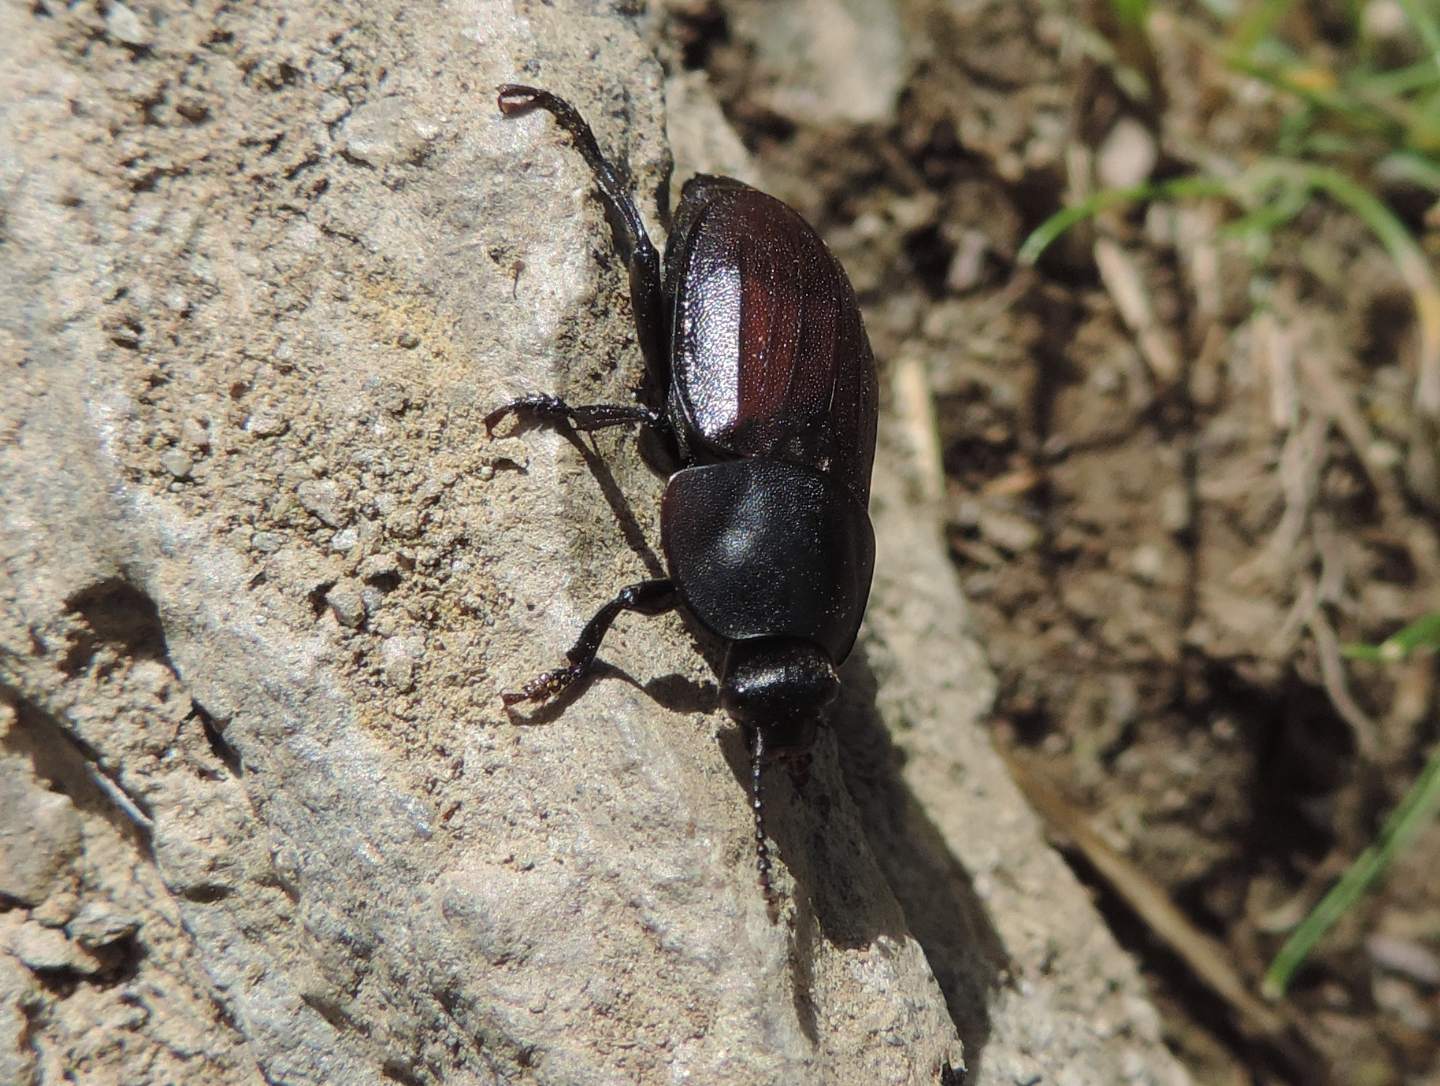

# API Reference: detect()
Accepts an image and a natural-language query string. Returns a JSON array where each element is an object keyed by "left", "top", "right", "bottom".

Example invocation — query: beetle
[{"left": 487, "top": 85, "right": 878, "bottom": 908}]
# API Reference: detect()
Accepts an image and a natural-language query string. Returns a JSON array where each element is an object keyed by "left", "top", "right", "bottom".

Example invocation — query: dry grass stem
[{"left": 1095, "top": 237, "right": 1183, "bottom": 383}]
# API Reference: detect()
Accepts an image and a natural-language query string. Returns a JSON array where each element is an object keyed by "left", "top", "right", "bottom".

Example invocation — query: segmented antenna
[{"left": 750, "top": 728, "right": 778, "bottom": 910}]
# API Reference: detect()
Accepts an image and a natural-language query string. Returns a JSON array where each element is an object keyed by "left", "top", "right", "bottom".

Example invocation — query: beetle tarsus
[
  {"left": 500, "top": 663, "right": 584, "bottom": 706},
  {"left": 496, "top": 84, "right": 542, "bottom": 116}
]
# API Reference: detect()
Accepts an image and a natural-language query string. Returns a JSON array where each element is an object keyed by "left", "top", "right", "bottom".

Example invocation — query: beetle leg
[
  {"left": 497, "top": 84, "right": 668, "bottom": 391},
  {"left": 501, "top": 579, "right": 676, "bottom": 706},
  {"left": 484, "top": 392, "right": 669, "bottom": 439}
]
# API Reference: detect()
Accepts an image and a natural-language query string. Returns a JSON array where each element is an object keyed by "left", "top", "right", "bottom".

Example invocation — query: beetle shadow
[
  {"left": 504, "top": 597, "right": 1006, "bottom": 1071},
  {"left": 501, "top": 430, "right": 1005, "bottom": 1068},
  {"left": 503, "top": 660, "right": 719, "bottom": 727},
  {"left": 503, "top": 417, "right": 667, "bottom": 579},
  {"left": 835, "top": 649, "right": 1011, "bottom": 1075},
  {"left": 714, "top": 643, "right": 1010, "bottom": 1077}
]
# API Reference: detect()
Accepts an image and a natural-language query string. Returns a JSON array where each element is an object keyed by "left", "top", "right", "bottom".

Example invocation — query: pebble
[
  {"left": 105, "top": 1, "right": 153, "bottom": 48},
  {"left": 359, "top": 553, "right": 400, "bottom": 581},
  {"left": 1130, "top": 543, "right": 1165, "bottom": 582},
  {"left": 1098, "top": 117, "right": 1158, "bottom": 190},
  {"left": 68, "top": 902, "right": 141, "bottom": 950},
  {"left": 181, "top": 418, "right": 211, "bottom": 448},
  {"left": 245, "top": 407, "right": 289, "bottom": 437},
  {"left": 1367, "top": 933, "right": 1440, "bottom": 987},
  {"left": 297, "top": 479, "right": 344, "bottom": 528},
  {"left": 340, "top": 98, "right": 437, "bottom": 168},
  {"left": 161, "top": 448, "right": 194, "bottom": 480},
  {"left": 326, "top": 580, "right": 365, "bottom": 628},
  {"left": 8, "top": 921, "right": 104, "bottom": 975},
  {"left": 979, "top": 507, "right": 1041, "bottom": 553},
  {"left": 381, "top": 636, "right": 418, "bottom": 690},
  {"left": 319, "top": 94, "right": 351, "bottom": 125}
]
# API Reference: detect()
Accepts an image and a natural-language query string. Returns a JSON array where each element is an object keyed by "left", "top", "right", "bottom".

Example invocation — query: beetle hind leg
[
  {"left": 496, "top": 84, "right": 668, "bottom": 391},
  {"left": 502, "top": 579, "right": 677, "bottom": 706}
]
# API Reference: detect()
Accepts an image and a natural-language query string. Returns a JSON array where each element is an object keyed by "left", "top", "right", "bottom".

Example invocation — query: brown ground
[{"left": 664, "top": 0, "right": 1440, "bottom": 1081}]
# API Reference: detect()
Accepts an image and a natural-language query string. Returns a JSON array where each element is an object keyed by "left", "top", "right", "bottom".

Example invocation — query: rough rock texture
[{"left": 0, "top": 1, "right": 1190, "bottom": 1083}]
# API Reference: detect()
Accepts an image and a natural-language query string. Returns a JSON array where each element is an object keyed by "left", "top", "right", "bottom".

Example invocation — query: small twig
[
  {"left": 86, "top": 762, "right": 155, "bottom": 834},
  {"left": 1305, "top": 590, "right": 1379, "bottom": 762},
  {"left": 1175, "top": 204, "right": 1224, "bottom": 322},
  {"left": 1295, "top": 348, "right": 1387, "bottom": 497},
  {"left": 1231, "top": 415, "right": 1325, "bottom": 586},
  {"left": 892, "top": 357, "right": 946, "bottom": 505},
  {"left": 1256, "top": 310, "right": 1298, "bottom": 433},
  {"left": 1094, "top": 238, "right": 1183, "bottom": 384},
  {"left": 1271, "top": 578, "right": 1319, "bottom": 659}
]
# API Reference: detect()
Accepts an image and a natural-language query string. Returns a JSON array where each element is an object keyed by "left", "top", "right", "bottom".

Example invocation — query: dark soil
[{"left": 662, "top": 0, "right": 1440, "bottom": 1081}]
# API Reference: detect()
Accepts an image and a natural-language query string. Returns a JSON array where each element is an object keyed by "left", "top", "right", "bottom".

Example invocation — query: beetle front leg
[
  {"left": 484, "top": 393, "right": 668, "bottom": 439},
  {"left": 497, "top": 85, "right": 668, "bottom": 390},
  {"left": 502, "top": 579, "right": 677, "bottom": 706}
]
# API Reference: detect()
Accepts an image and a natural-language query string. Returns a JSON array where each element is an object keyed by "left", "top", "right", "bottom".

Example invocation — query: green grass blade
[
  {"left": 1230, "top": 0, "right": 1297, "bottom": 52},
  {"left": 1290, "top": 162, "right": 1440, "bottom": 415},
  {"left": 1108, "top": 0, "right": 1150, "bottom": 28},
  {"left": 1353, "top": 58, "right": 1440, "bottom": 99},
  {"left": 1344, "top": 612, "right": 1440, "bottom": 662},
  {"left": 1018, "top": 176, "right": 1233, "bottom": 264},
  {"left": 1263, "top": 741, "right": 1440, "bottom": 997}
]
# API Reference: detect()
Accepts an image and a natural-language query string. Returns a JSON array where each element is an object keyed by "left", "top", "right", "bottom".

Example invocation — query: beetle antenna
[{"left": 750, "top": 728, "right": 778, "bottom": 911}]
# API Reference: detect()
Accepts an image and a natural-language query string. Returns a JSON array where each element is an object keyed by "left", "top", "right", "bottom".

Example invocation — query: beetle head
[{"left": 721, "top": 638, "right": 838, "bottom": 756}]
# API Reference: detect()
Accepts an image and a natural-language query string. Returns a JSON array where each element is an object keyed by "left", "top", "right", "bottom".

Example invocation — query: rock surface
[{"left": 0, "top": 1, "right": 1189, "bottom": 1083}]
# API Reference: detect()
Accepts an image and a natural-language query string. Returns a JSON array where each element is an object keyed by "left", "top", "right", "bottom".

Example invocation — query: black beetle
[{"left": 488, "top": 85, "right": 878, "bottom": 907}]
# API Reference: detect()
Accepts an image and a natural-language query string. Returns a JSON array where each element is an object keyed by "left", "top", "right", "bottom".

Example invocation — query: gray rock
[
  {"left": 161, "top": 448, "right": 194, "bottom": 480},
  {"left": 732, "top": 0, "right": 907, "bottom": 125},
  {"left": 68, "top": 902, "right": 142, "bottom": 950},
  {"left": 6, "top": 920, "right": 104, "bottom": 976},
  {"left": 340, "top": 97, "right": 439, "bottom": 168},
  {"left": 0, "top": 767, "right": 82, "bottom": 907},
  {"left": 1098, "top": 116, "right": 1159, "bottom": 190}
]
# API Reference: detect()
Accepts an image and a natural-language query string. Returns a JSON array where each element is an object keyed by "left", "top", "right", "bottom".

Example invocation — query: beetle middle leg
[
  {"left": 497, "top": 84, "right": 668, "bottom": 389},
  {"left": 502, "top": 578, "right": 677, "bottom": 706},
  {"left": 484, "top": 393, "right": 668, "bottom": 439}
]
